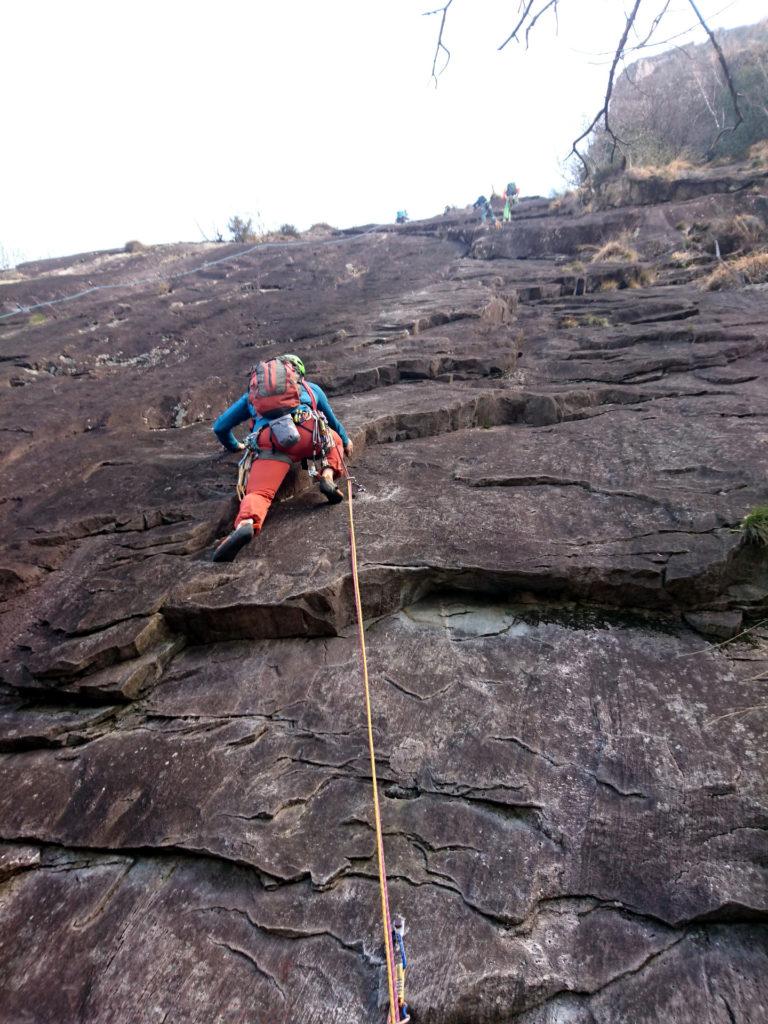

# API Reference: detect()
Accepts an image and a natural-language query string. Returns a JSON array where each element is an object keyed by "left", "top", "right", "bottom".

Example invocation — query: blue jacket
[{"left": 212, "top": 381, "right": 350, "bottom": 452}]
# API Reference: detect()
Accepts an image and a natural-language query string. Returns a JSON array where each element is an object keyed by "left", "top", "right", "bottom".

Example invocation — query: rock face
[{"left": 1, "top": 173, "right": 767, "bottom": 1023}]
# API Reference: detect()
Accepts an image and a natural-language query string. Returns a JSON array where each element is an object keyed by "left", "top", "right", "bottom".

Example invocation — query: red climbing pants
[{"left": 234, "top": 421, "right": 346, "bottom": 531}]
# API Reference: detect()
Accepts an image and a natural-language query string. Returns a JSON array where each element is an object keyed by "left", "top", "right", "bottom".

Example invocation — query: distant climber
[
  {"left": 503, "top": 197, "right": 512, "bottom": 224},
  {"left": 396, "top": 210, "right": 409, "bottom": 224},
  {"left": 472, "top": 195, "right": 495, "bottom": 226},
  {"left": 210, "top": 354, "right": 352, "bottom": 563},
  {"left": 505, "top": 181, "right": 520, "bottom": 206}
]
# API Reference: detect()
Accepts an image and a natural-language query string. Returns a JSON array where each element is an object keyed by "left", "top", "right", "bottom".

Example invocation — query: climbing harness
[
  {"left": 234, "top": 375, "right": 335, "bottom": 501},
  {"left": 235, "top": 432, "right": 293, "bottom": 500},
  {"left": 346, "top": 476, "right": 409, "bottom": 1023}
]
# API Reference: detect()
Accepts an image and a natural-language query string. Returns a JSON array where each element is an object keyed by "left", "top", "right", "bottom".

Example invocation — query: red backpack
[{"left": 248, "top": 358, "right": 303, "bottom": 418}]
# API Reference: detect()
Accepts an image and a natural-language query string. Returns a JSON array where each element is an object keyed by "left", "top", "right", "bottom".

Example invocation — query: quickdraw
[{"left": 392, "top": 916, "right": 410, "bottom": 1022}]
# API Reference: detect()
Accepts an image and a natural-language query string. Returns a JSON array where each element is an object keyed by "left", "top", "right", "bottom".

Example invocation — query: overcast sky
[{"left": 2, "top": 0, "right": 765, "bottom": 264}]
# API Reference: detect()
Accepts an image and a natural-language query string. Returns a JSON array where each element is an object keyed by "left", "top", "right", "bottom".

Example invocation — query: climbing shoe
[
  {"left": 212, "top": 520, "right": 254, "bottom": 563},
  {"left": 319, "top": 478, "right": 344, "bottom": 505}
]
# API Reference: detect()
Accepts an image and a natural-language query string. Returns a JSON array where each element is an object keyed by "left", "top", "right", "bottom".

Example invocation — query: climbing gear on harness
[
  {"left": 319, "top": 477, "right": 344, "bottom": 504},
  {"left": 392, "top": 916, "right": 410, "bottom": 1022},
  {"left": 346, "top": 477, "right": 407, "bottom": 1023},
  {"left": 300, "top": 385, "right": 335, "bottom": 472},
  {"left": 236, "top": 433, "right": 294, "bottom": 500},
  {"left": 268, "top": 412, "right": 301, "bottom": 447},
  {"left": 248, "top": 357, "right": 303, "bottom": 418},
  {"left": 212, "top": 519, "right": 254, "bottom": 563}
]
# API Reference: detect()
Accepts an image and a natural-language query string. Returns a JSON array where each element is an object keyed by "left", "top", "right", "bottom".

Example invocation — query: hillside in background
[
  {"left": 0, "top": 153, "right": 767, "bottom": 1022},
  {"left": 586, "top": 17, "right": 768, "bottom": 173}
]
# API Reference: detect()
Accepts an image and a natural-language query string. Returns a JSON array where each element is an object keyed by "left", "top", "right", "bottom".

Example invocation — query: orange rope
[{"left": 346, "top": 476, "right": 400, "bottom": 1024}]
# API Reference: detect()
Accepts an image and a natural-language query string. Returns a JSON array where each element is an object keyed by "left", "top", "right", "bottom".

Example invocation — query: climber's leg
[
  {"left": 236, "top": 457, "right": 292, "bottom": 531},
  {"left": 319, "top": 430, "right": 346, "bottom": 504},
  {"left": 212, "top": 519, "right": 255, "bottom": 563}
]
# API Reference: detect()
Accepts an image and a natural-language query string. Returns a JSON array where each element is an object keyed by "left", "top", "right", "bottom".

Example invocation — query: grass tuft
[
  {"left": 748, "top": 140, "right": 768, "bottom": 167},
  {"left": 627, "top": 158, "right": 695, "bottom": 181},
  {"left": 591, "top": 237, "right": 640, "bottom": 263},
  {"left": 670, "top": 250, "right": 693, "bottom": 267},
  {"left": 558, "top": 313, "right": 610, "bottom": 329},
  {"left": 701, "top": 251, "right": 768, "bottom": 291},
  {"left": 565, "top": 260, "right": 586, "bottom": 274},
  {"left": 741, "top": 506, "right": 768, "bottom": 547},
  {"left": 581, "top": 313, "right": 611, "bottom": 327}
]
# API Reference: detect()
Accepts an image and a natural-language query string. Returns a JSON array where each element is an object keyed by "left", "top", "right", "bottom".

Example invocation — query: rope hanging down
[{"left": 346, "top": 476, "right": 409, "bottom": 1023}]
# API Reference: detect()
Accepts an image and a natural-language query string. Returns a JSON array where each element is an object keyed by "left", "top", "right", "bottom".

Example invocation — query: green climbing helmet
[{"left": 282, "top": 353, "right": 305, "bottom": 376}]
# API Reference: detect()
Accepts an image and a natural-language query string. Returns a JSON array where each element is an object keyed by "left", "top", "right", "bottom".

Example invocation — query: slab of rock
[
  {"left": 684, "top": 609, "right": 744, "bottom": 639},
  {"left": 0, "top": 703, "right": 119, "bottom": 751},
  {"left": 0, "top": 175, "right": 767, "bottom": 1022},
  {"left": 27, "top": 613, "right": 171, "bottom": 679},
  {"left": 0, "top": 842, "right": 40, "bottom": 882}
]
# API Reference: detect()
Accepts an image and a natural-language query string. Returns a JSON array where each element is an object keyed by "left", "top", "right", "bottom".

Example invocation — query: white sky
[{"left": 2, "top": 0, "right": 765, "bottom": 263}]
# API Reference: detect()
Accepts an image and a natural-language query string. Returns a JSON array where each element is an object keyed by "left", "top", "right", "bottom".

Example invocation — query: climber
[
  {"left": 396, "top": 210, "right": 409, "bottom": 224},
  {"left": 505, "top": 181, "right": 520, "bottom": 206},
  {"left": 472, "top": 195, "right": 495, "bottom": 226},
  {"left": 210, "top": 353, "right": 352, "bottom": 563}
]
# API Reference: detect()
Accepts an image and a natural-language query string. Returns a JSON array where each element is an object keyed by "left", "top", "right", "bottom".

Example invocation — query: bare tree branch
[
  {"left": 630, "top": 0, "right": 672, "bottom": 53},
  {"left": 423, "top": 1, "right": 455, "bottom": 86},
  {"left": 497, "top": 2, "right": 538, "bottom": 52},
  {"left": 524, "top": 0, "right": 560, "bottom": 50},
  {"left": 425, "top": 0, "right": 746, "bottom": 174},
  {"left": 569, "top": 0, "right": 645, "bottom": 175},
  {"left": 687, "top": 0, "right": 744, "bottom": 152}
]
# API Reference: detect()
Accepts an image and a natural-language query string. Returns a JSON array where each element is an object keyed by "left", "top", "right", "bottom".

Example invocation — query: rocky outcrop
[{"left": 1, "top": 176, "right": 767, "bottom": 1022}]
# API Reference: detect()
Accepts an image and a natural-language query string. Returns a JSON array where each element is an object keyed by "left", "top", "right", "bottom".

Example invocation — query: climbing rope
[{"left": 345, "top": 475, "right": 409, "bottom": 1023}]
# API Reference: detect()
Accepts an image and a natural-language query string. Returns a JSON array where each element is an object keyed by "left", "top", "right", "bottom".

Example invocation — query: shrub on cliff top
[
  {"left": 228, "top": 215, "right": 256, "bottom": 243},
  {"left": 583, "top": 20, "right": 768, "bottom": 177}
]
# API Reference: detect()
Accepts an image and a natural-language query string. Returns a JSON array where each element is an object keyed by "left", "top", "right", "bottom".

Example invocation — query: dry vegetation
[
  {"left": 590, "top": 237, "right": 640, "bottom": 263},
  {"left": 626, "top": 158, "right": 695, "bottom": 181},
  {"left": 558, "top": 313, "right": 611, "bottom": 329},
  {"left": 701, "top": 251, "right": 768, "bottom": 290},
  {"left": 670, "top": 250, "right": 694, "bottom": 267},
  {"left": 585, "top": 19, "right": 768, "bottom": 176},
  {"left": 564, "top": 260, "right": 586, "bottom": 274},
  {"left": 727, "top": 214, "right": 767, "bottom": 247},
  {"left": 629, "top": 267, "right": 658, "bottom": 288}
]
